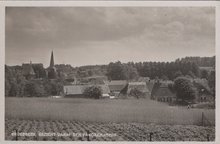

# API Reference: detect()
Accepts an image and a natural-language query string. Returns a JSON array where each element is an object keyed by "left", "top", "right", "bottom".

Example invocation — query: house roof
[
  {"left": 64, "top": 85, "right": 84, "bottom": 95},
  {"left": 127, "top": 82, "right": 149, "bottom": 93},
  {"left": 93, "top": 84, "right": 110, "bottom": 94},
  {"left": 193, "top": 78, "right": 212, "bottom": 95},
  {"left": 107, "top": 80, "right": 128, "bottom": 92},
  {"left": 146, "top": 81, "right": 155, "bottom": 93},
  {"left": 137, "top": 77, "right": 150, "bottom": 82},
  {"left": 22, "top": 63, "right": 35, "bottom": 76},
  {"left": 153, "top": 87, "right": 175, "bottom": 97},
  {"left": 63, "top": 84, "right": 110, "bottom": 95}
]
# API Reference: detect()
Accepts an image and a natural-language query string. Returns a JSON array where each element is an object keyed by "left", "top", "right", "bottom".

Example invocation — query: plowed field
[{"left": 5, "top": 119, "right": 215, "bottom": 141}]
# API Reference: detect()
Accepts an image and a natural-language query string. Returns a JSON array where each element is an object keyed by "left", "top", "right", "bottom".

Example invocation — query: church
[{"left": 22, "top": 51, "right": 57, "bottom": 80}]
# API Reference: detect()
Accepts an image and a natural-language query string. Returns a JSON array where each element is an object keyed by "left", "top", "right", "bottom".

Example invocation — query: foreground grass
[
  {"left": 5, "top": 118, "right": 215, "bottom": 141},
  {"left": 5, "top": 97, "right": 215, "bottom": 125}
]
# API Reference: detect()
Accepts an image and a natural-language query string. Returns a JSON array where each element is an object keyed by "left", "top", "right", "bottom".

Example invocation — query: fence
[{"left": 200, "top": 112, "right": 214, "bottom": 127}]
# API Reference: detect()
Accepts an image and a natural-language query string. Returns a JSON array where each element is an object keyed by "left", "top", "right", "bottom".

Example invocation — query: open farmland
[
  {"left": 5, "top": 118, "right": 215, "bottom": 141},
  {"left": 5, "top": 97, "right": 215, "bottom": 125},
  {"left": 5, "top": 97, "right": 215, "bottom": 141}
]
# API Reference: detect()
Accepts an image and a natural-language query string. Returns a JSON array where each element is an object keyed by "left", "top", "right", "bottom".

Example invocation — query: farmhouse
[
  {"left": 151, "top": 82, "right": 176, "bottom": 103},
  {"left": 127, "top": 82, "right": 150, "bottom": 98},
  {"left": 107, "top": 80, "right": 128, "bottom": 97},
  {"left": 193, "top": 79, "right": 214, "bottom": 103},
  {"left": 197, "top": 90, "right": 214, "bottom": 103},
  {"left": 63, "top": 84, "right": 110, "bottom": 98}
]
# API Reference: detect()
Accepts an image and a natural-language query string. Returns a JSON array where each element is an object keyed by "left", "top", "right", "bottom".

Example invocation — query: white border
[{"left": 0, "top": 1, "right": 219, "bottom": 144}]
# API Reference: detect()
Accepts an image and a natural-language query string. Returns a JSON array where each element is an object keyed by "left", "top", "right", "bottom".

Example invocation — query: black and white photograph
[{"left": 3, "top": 5, "right": 217, "bottom": 142}]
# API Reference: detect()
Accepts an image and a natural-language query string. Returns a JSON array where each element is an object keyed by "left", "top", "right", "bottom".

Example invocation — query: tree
[
  {"left": 174, "top": 71, "right": 183, "bottom": 79},
  {"left": 161, "top": 75, "right": 169, "bottom": 81},
  {"left": 129, "top": 88, "right": 144, "bottom": 99},
  {"left": 208, "top": 71, "right": 215, "bottom": 96},
  {"left": 107, "top": 61, "right": 127, "bottom": 80},
  {"left": 43, "top": 80, "right": 63, "bottom": 96},
  {"left": 174, "top": 77, "right": 197, "bottom": 103},
  {"left": 5, "top": 79, "right": 11, "bottom": 96},
  {"left": 83, "top": 86, "right": 102, "bottom": 99},
  {"left": 125, "top": 65, "right": 139, "bottom": 80},
  {"left": 9, "top": 81, "right": 19, "bottom": 96},
  {"left": 32, "top": 64, "right": 46, "bottom": 78},
  {"left": 191, "top": 63, "right": 200, "bottom": 77},
  {"left": 201, "top": 70, "right": 209, "bottom": 79},
  {"left": 187, "top": 71, "right": 196, "bottom": 79},
  {"left": 24, "top": 81, "right": 44, "bottom": 97}
]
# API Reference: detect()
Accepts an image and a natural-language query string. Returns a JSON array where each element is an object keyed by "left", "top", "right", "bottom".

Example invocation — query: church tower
[
  {"left": 50, "top": 51, "right": 54, "bottom": 67},
  {"left": 47, "top": 51, "right": 57, "bottom": 79}
]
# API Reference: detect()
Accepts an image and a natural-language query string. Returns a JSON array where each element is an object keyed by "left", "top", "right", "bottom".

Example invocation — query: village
[
  {"left": 5, "top": 51, "right": 216, "bottom": 141},
  {"left": 5, "top": 51, "right": 215, "bottom": 107},
  {"left": 4, "top": 6, "right": 216, "bottom": 141}
]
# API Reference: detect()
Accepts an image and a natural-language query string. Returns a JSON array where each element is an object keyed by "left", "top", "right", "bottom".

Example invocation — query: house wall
[
  {"left": 156, "top": 96, "right": 176, "bottom": 103},
  {"left": 196, "top": 94, "right": 214, "bottom": 103}
]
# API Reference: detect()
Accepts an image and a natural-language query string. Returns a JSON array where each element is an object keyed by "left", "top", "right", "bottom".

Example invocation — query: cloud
[{"left": 5, "top": 7, "right": 215, "bottom": 66}]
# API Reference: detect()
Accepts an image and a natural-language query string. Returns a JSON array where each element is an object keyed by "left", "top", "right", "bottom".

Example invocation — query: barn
[
  {"left": 193, "top": 78, "right": 214, "bottom": 103},
  {"left": 63, "top": 84, "right": 110, "bottom": 98},
  {"left": 151, "top": 82, "right": 176, "bottom": 103},
  {"left": 107, "top": 80, "right": 128, "bottom": 97},
  {"left": 127, "top": 82, "right": 150, "bottom": 98}
]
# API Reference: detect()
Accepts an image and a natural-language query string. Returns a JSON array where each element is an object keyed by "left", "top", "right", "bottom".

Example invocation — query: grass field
[{"left": 5, "top": 97, "right": 215, "bottom": 125}]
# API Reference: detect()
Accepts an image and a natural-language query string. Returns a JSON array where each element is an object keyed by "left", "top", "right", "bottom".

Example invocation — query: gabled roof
[
  {"left": 137, "top": 77, "right": 150, "bottom": 82},
  {"left": 64, "top": 84, "right": 110, "bottom": 95},
  {"left": 146, "top": 81, "right": 155, "bottom": 93},
  {"left": 152, "top": 82, "right": 175, "bottom": 97},
  {"left": 107, "top": 80, "right": 128, "bottom": 92},
  {"left": 64, "top": 85, "right": 83, "bottom": 95},
  {"left": 127, "top": 82, "right": 149, "bottom": 93},
  {"left": 193, "top": 78, "right": 212, "bottom": 95},
  {"left": 153, "top": 87, "right": 175, "bottom": 97},
  {"left": 22, "top": 63, "right": 35, "bottom": 76}
]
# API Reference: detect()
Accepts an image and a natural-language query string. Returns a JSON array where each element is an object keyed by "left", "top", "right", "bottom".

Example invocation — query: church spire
[{"left": 50, "top": 51, "right": 54, "bottom": 67}]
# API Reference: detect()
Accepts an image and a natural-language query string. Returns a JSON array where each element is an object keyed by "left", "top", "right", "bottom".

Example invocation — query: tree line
[
  {"left": 176, "top": 56, "right": 215, "bottom": 67},
  {"left": 107, "top": 61, "right": 201, "bottom": 80},
  {"left": 5, "top": 65, "right": 63, "bottom": 97},
  {"left": 5, "top": 56, "right": 215, "bottom": 97}
]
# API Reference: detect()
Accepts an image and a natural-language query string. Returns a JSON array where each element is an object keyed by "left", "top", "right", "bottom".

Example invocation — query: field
[
  {"left": 5, "top": 119, "right": 215, "bottom": 141},
  {"left": 5, "top": 97, "right": 215, "bottom": 125},
  {"left": 5, "top": 97, "right": 215, "bottom": 141}
]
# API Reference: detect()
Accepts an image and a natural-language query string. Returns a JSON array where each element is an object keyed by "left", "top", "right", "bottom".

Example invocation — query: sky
[{"left": 5, "top": 7, "right": 215, "bottom": 67}]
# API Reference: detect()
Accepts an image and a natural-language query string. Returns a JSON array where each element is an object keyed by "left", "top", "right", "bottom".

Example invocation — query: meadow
[{"left": 5, "top": 97, "right": 215, "bottom": 125}]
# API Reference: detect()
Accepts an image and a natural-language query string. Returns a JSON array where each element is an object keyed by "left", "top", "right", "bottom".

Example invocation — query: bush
[
  {"left": 24, "top": 81, "right": 44, "bottom": 97},
  {"left": 83, "top": 86, "right": 102, "bottom": 99},
  {"left": 129, "top": 88, "right": 145, "bottom": 99}
]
